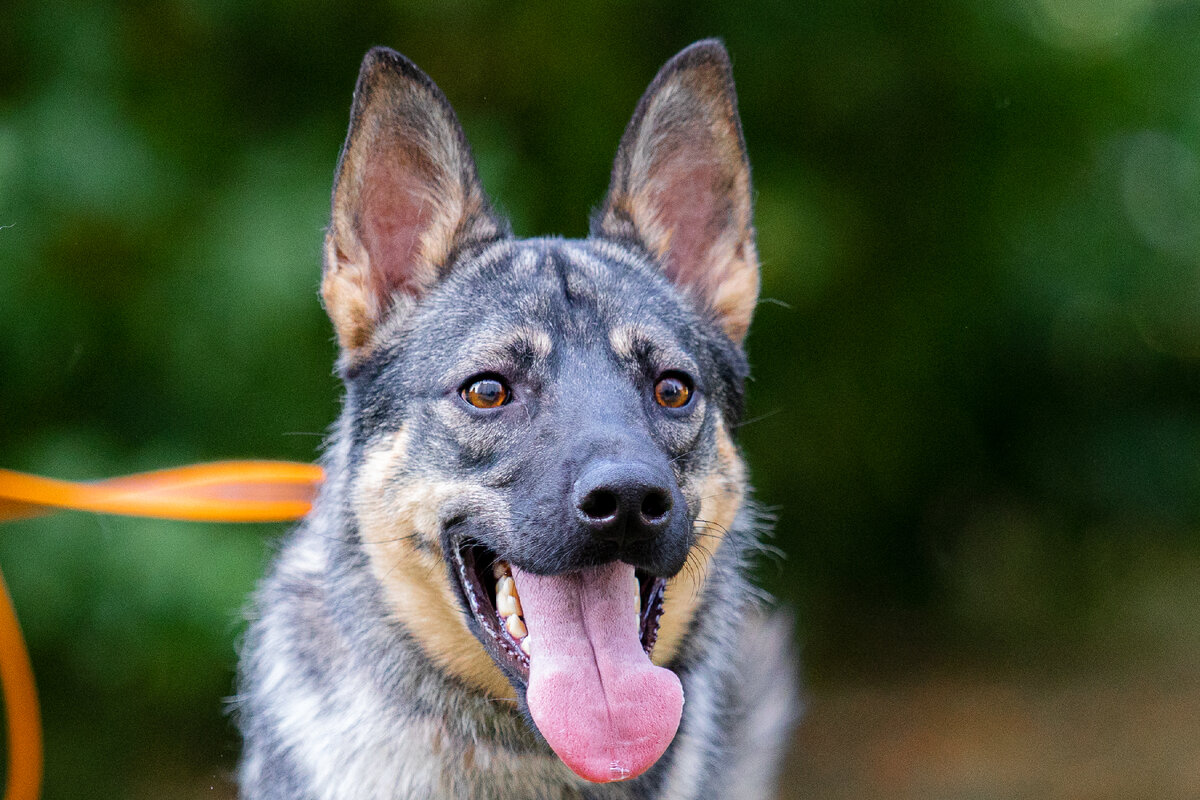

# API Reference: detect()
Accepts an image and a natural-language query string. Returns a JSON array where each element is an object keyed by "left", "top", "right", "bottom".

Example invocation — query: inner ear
[
  {"left": 358, "top": 153, "right": 443, "bottom": 300},
  {"left": 594, "top": 40, "right": 759, "bottom": 344},
  {"left": 322, "top": 47, "right": 506, "bottom": 359}
]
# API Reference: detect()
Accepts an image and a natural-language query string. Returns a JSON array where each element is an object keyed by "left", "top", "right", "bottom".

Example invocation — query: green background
[{"left": 3, "top": 1, "right": 1200, "bottom": 797}]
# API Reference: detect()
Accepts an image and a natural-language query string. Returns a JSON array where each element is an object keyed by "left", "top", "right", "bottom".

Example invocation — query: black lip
[
  {"left": 448, "top": 536, "right": 668, "bottom": 685},
  {"left": 451, "top": 541, "right": 530, "bottom": 679}
]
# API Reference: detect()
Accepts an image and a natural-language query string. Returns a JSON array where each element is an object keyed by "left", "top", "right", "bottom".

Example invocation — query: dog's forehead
[{"left": 423, "top": 238, "right": 694, "bottom": 352}]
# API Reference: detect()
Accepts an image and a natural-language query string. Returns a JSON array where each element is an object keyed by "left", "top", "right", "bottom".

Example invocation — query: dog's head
[{"left": 321, "top": 41, "right": 758, "bottom": 783}]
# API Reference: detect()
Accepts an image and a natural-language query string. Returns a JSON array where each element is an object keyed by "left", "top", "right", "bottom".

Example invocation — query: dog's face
[{"left": 321, "top": 43, "right": 758, "bottom": 783}]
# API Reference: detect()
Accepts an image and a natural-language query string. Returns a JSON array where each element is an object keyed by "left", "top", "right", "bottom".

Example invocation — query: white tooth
[
  {"left": 497, "top": 592, "right": 518, "bottom": 617},
  {"left": 506, "top": 614, "right": 527, "bottom": 639},
  {"left": 520, "top": 636, "right": 532, "bottom": 656},
  {"left": 492, "top": 561, "right": 511, "bottom": 579},
  {"left": 495, "top": 575, "right": 523, "bottom": 618},
  {"left": 634, "top": 574, "right": 642, "bottom": 615}
]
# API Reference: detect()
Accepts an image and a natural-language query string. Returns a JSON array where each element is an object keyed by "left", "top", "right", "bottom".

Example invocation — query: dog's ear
[
  {"left": 594, "top": 40, "right": 758, "bottom": 344},
  {"left": 323, "top": 47, "right": 506, "bottom": 358}
]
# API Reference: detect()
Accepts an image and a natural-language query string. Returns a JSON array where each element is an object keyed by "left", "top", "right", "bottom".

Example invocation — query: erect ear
[
  {"left": 322, "top": 47, "right": 506, "bottom": 359},
  {"left": 593, "top": 40, "right": 759, "bottom": 344}
]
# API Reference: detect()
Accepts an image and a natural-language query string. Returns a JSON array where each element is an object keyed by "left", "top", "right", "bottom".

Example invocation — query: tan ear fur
[
  {"left": 322, "top": 48, "right": 504, "bottom": 359},
  {"left": 596, "top": 40, "right": 759, "bottom": 343}
]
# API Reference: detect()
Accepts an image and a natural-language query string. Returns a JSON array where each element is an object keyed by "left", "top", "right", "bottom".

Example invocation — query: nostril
[
  {"left": 640, "top": 489, "right": 671, "bottom": 522},
  {"left": 580, "top": 489, "right": 619, "bottom": 521}
]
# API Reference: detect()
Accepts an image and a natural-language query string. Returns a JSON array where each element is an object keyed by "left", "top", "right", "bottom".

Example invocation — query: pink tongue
[{"left": 511, "top": 562, "right": 683, "bottom": 783}]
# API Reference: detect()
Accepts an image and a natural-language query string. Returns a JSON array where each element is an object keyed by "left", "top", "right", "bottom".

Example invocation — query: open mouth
[
  {"left": 450, "top": 538, "right": 684, "bottom": 783},
  {"left": 451, "top": 540, "right": 668, "bottom": 680}
]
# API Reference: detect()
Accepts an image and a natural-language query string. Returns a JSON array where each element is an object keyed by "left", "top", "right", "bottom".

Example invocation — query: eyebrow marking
[
  {"left": 448, "top": 324, "right": 554, "bottom": 382},
  {"left": 609, "top": 323, "right": 667, "bottom": 362},
  {"left": 506, "top": 325, "right": 553, "bottom": 360},
  {"left": 607, "top": 323, "right": 697, "bottom": 375},
  {"left": 608, "top": 323, "right": 652, "bottom": 362}
]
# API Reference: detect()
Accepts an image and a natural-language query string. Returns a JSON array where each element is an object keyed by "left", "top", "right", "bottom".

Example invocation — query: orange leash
[
  {"left": 0, "top": 570, "right": 39, "bottom": 800},
  {"left": 0, "top": 461, "right": 325, "bottom": 523},
  {"left": 0, "top": 461, "right": 324, "bottom": 800}
]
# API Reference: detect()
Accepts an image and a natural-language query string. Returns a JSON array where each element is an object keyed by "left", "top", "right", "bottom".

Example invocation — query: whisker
[{"left": 734, "top": 408, "right": 781, "bottom": 429}]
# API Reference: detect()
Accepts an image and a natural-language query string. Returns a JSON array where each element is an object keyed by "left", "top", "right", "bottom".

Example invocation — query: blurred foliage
[{"left": 3, "top": 0, "right": 1200, "bottom": 796}]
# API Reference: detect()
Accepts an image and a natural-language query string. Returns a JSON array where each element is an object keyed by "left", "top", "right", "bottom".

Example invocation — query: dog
[{"left": 236, "top": 39, "right": 798, "bottom": 800}]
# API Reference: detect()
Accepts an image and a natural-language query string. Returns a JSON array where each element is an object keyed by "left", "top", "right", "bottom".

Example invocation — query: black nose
[{"left": 574, "top": 461, "right": 675, "bottom": 545}]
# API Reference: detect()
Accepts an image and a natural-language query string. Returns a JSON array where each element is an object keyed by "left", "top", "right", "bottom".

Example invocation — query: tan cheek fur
[
  {"left": 653, "top": 424, "right": 746, "bottom": 666},
  {"left": 353, "top": 428, "right": 517, "bottom": 701}
]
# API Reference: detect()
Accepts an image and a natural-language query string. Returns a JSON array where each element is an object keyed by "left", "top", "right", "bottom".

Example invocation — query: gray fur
[{"left": 237, "top": 40, "right": 797, "bottom": 800}]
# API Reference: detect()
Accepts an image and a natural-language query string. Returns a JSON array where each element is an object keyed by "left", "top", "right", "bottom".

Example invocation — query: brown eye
[
  {"left": 461, "top": 377, "right": 510, "bottom": 409},
  {"left": 653, "top": 373, "right": 693, "bottom": 409}
]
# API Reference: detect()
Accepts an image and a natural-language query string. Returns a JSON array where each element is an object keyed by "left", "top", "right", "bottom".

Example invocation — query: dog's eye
[
  {"left": 653, "top": 372, "right": 693, "bottom": 409},
  {"left": 461, "top": 376, "right": 511, "bottom": 409}
]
